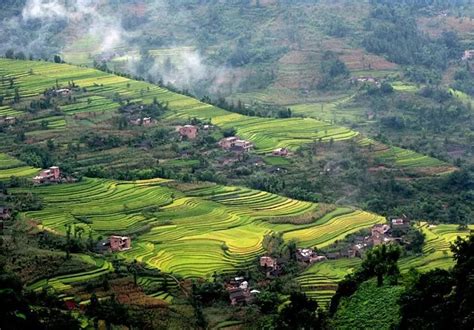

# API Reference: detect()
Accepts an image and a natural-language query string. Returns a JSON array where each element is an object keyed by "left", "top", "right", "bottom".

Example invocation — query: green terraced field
[
  {"left": 28, "top": 255, "right": 113, "bottom": 292},
  {"left": 297, "top": 222, "right": 473, "bottom": 307},
  {"left": 377, "top": 146, "right": 446, "bottom": 169},
  {"left": 61, "top": 95, "right": 119, "bottom": 114},
  {"left": 0, "top": 58, "right": 358, "bottom": 152},
  {"left": 0, "top": 59, "right": 451, "bottom": 170},
  {"left": 362, "top": 138, "right": 454, "bottom": 173},
  {"left": 0, "top": 105, "right": 23, "bottom": 117},
  {"left": 18, "top": 178, "right": 384, "bottom": 280},
  {"left": 0, "top": 153, "right": 39, "bottom": 180}
]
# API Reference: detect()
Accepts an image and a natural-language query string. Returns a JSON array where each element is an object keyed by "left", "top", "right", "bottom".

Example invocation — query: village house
[
  {"left": 348, "top": 246, "right": 362, "bottom": 258},
  {"left": 0, "top": 116, "right": 16, "bottom": 125},
  {"left": 178, "top": 125, "right": 198, "bottom": 139},
  {"left": 272, "top": 147, "right": 289, "bottom": 156},
  {"left": 390, "top": 216, "right": 410, "bottom": 230},
  {"left": 352, "top": 76, "right": 380, "bottom": 85},
  {"left": 228, "top": 287, "right": 252, "bottom": 305},
  {"left": 260, "top": 256, "right": 278, "bottom": 269},
  {"left": 109, "top": 235, "right": 132, "bottom": 251},
  {"left": 33, "top": 166, "right": 61, "bottom": 184},
  {"left": 219, "top": 136, "right": 238, "bottom": 149},
  {"left": 219, "top": 136, "right": 253, "bottom": 152},
  {"left": 143, "top": 117, "right": 153, "bottom": 126},
  {"left": 371, "top": 224, "right": 391, "bottom": 245},
  {"left": 225, "top": 276, "right": 255, "bottom": 305},
  {"left": 130, "top": 117, "right": 153, "bottom": 126},
  {"left": 54, "top": 88, "right": 72, "bottom": 96},
  {"left": 97, "top": 235, "right": 132, "bottom": 253},
  {"left": 296, "top": 248, "right": 323, "bottom": 264},
  {"left": 462, "top": 50, "right": 474, "bottom": 61}
]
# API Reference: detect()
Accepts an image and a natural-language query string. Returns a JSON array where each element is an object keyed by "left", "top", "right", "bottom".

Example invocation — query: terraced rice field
[
  {"left": 398, "top": 223, "right": 473, "bottom": 272},
  {"left": 0, "top": 59, "right": 451, "bottom": 169},
  {"left": 0, "top": 105, "right": 23, "bottom": 117},
  {"left": 377, "top": 146, "right": 446, "bottom": 168},
  {"left": 362, "top": 138, "right": 454, "bottom": 173},
  {"left": 0, "top": 58, "right": 358, "bottom": 152},
  {"left": 290, "top": 94, "right": 360, "bottom": 122},
  {"left": 0, "top": 153, "right": 39, "bottom": 180},
  {"left": 28, "top": 255, "right": 113, "bottom": 292},
  {"left": 61, "top": 96, "right": 119, "bottom": 114},
  {"left": 137, "top": 274, "right": 179, "bottom": 303},
  {"left": 298, "top": 258, "right": 361, "bottom": 307},
  {"left": 30, "top": 116, "right": 67, "bottom": 129},
  {"left": 297, "top": 222, "right": 473, "bottom": 307},
  {"left": 377, "top": 147, "right": 454, "bottom": 174},
  {"left": 20, "top": 178, "right": 384, "bottom": 279}
]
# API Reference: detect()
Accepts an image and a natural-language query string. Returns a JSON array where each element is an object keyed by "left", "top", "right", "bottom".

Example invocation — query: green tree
[
  {"left": 13, "top": 87, "right": 20, "bottom": 103},
  {"left": 277, "top": 292, "right": 324, "bottom": 329},
  {"left": 256, "top": 290, "right": 279, "bottom": 314},
  {"left": 5, "top": 49, "right": 14, "bottom": 59},
  {"left": 360, "top": 244, "right": 401, "bottom": 286},
  {"left": 399, "top": 235, "right": 474, "bottom": 329}
]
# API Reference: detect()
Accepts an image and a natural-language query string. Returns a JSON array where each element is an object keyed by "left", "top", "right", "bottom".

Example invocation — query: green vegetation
[
  {"left": 332, "top": 280, "right": 404, "bottom": 330},
  {"left": 0, "top": 153, "right": 39, "bottom": 180},
  {"left": 298, "top": 223, "right": 473, "bottom": 306},
  {"left": 0, "top": 0, "right": 473, "bottom": 327},
  {"left": 19, "top": 177, "right": 382, "bottom": 279}
]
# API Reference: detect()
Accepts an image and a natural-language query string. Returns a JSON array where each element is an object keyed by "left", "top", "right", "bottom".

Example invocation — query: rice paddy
[
  {"left": 0, "top": 58, "right": 451, "bottom": 171},
  {"left": 0, "top": 153, "right": 39, "bottom": 180},
  {"left": 297, "top": 222, "right": 473, "bottom": 307},
  {"left": 376, "top": 146, "right": 445, "bottom": 168},
  {"left": 19, "top": 178, "right": 384, "bottom": 280},
  {"left": 0, "top": 58, "right": 358, "bottom": 152}
]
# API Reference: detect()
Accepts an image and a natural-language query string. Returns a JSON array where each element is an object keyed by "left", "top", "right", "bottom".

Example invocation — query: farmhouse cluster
[
  {"left": 258, "top": 215, "right": 412, "bottom": 277},
  {"left": 325, "top": 216, "right": 412, "bottom": 259},
  {"left": 259, "top": 247, "right": 328, "bottom": 278},
  {"left": 130, "top": 117, "right": 155, "bottom": 126},
  {"left": 225, "top": 276, "right": 260, "bottom": 305}
]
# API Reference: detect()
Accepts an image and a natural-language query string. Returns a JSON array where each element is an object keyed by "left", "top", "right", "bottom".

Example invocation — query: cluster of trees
[
  {"left": 452, "top": 64, "right": 474, "bottom": 96},
  {"left": 18, "top": 145, "right": 54, "bottom": 169},
  {"left": 330, "top": 244, "right": 402, "bottom": 314},
  {"left": 363, "top": 4, "right": 460, "bottom": 70},
  {"left": 399, "top": 235, "right": 474, "bottom": 329},
  {"left": 0, "top": 241, "right": 80, "bottom": 329},
  {"left": 317, "top": 51, "right": 350, "bottom": 90},
  {"left": 329, "top": 235, "right": 474, "bottom": 329},
  {"left": 79, "top": 133, "right": 123, "bottom": 151},
  {"left": 201, "top": 95, "right": 293, "bottom": 119}
]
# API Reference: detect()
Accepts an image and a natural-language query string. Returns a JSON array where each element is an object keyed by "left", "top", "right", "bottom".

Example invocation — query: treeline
[{"left": 201, "top": 95, "right": 293, "bottom": 118}]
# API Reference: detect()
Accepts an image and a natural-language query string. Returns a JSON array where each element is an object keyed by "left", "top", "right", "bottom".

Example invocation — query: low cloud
[{"left": 21, "top": 0, "right": 125, "bottom": 54}]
